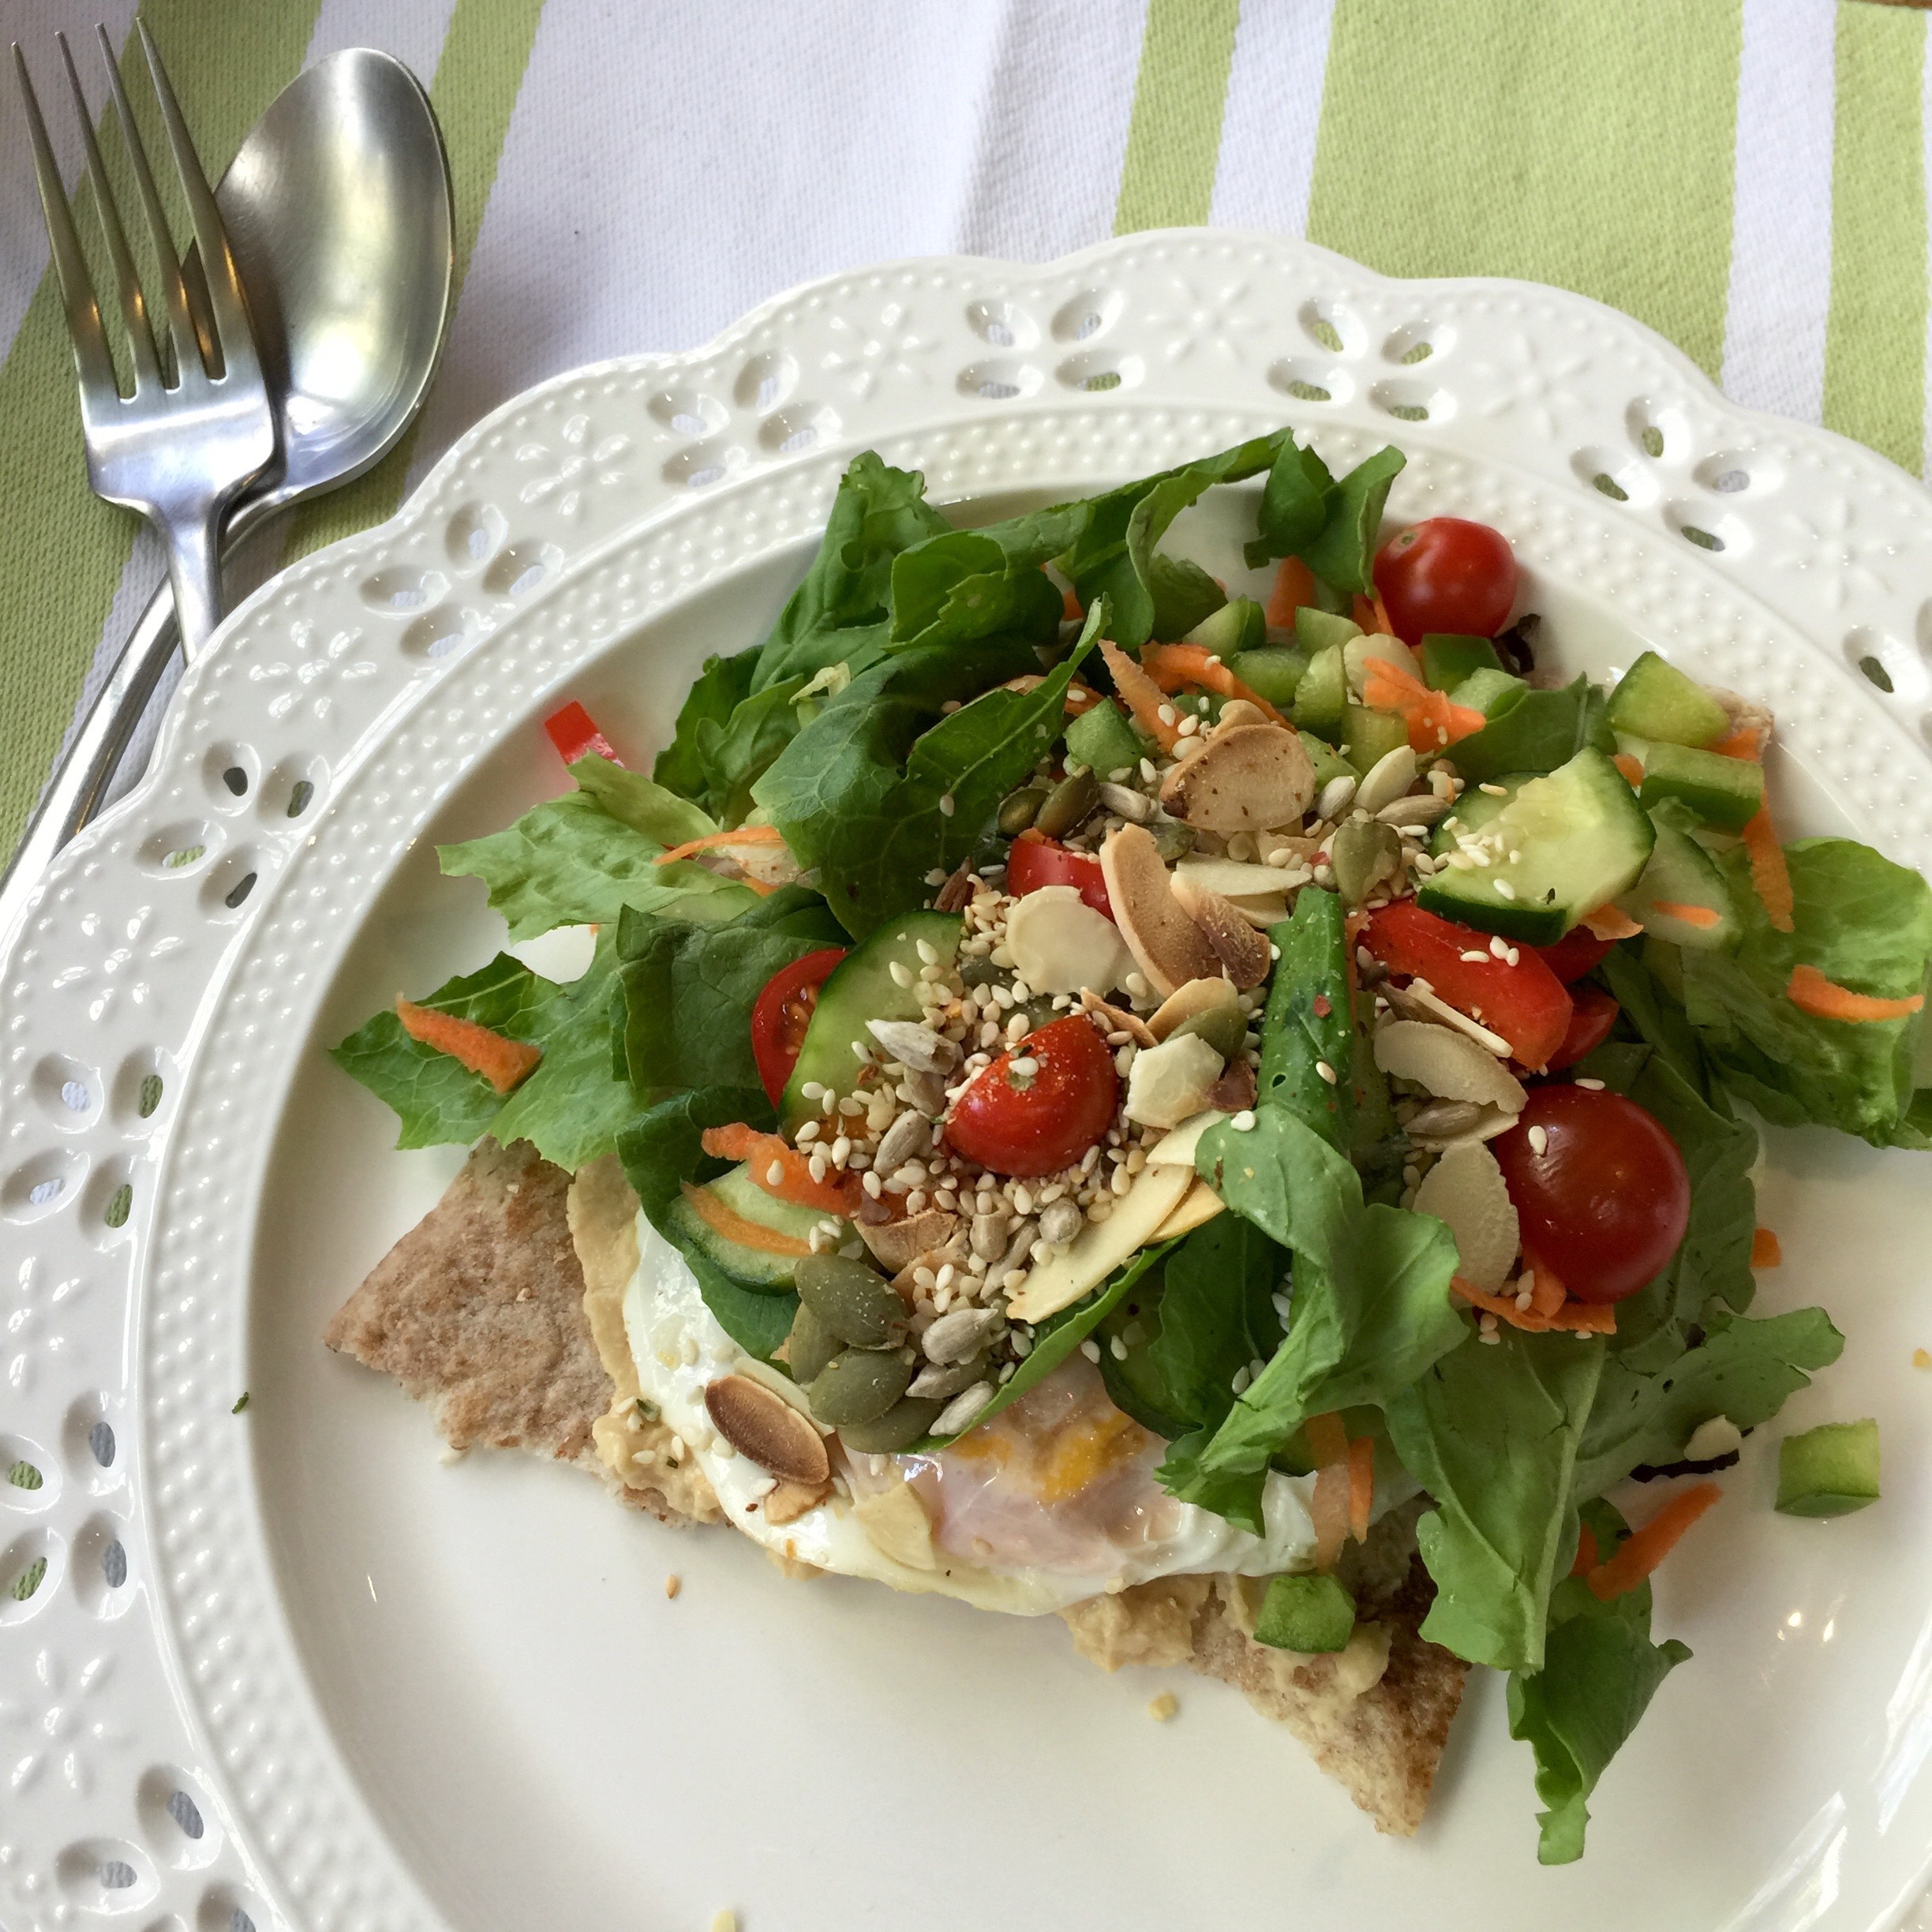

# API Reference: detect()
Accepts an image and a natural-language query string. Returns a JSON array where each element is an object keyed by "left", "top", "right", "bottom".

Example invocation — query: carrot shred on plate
[
  {"left": 1139, "top": 642, "right": 1291, "bottom": 728},
  {"left": 1099, "top": 638, "right": 1183, "bottom": 751},
  {"left": 1612, "top": 751, "right": 1646, "bottom": 788},
  {"left": 699, "top": 1124, "right": 856, "bottom": 1215},
  {"left": 1305, "top": 1412, "right": 1351, "bottom": 1571},
  {"left": 679, "top": 1181, "right": 814, "bottom": 1258},
  {"left": 1786, "top": 961, "right": 1925, "bottom": 1023},
  {"left": 1586, "top": 1483, "right": 1722, "bottom": 1602},
  {"left": 1752, "top": 1226, "right": 1782, "bottom": 1267},
  {"left": 394, "top": 997, "right": 541, "bottom": 1095},
  {"left": 1741, "top": 807, "right": 1795, "bottom": 934},
  {"left": 1346, "top": 1435, "right": 1375, "bottom": 1544},
  {"left": 1361, "top": 654, "right": 1485, "bottom": 754},
  {"left": 1451, "top": 1273, "right": 1616, "bottom": 1335},
  {"left": 1571, "top": 1520, "right": 1601, "bottom": 1577},
  {"left": 1267, "top": 556, "right": 1316, "bottom": 631},
  {"left": 1647, "top": 898, "right": 1722, "bottom": 929},
  {"left": 656, "top": 824, "right": 786, "bottom": 867},
  {"left": 1579, "top": 901, "right": 1644, "bottom": 942}
]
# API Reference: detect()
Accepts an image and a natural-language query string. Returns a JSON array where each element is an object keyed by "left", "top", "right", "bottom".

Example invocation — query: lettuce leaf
[
  {"left": 1243, "top": 438, "right": 1337, "bottom": 571},
  {"left": 1144, "top": 1213, "right": 1285, "bottom": 1435},
  {"left": 887, "top": 507, "right": 1080, "bottom": 652},
  {"left": 1446, "top": 675, "right": 1614, "bottom": 784},
  {"left": 1506, "top": 1500, "right": 1690, "bottom": 1863},
  {"left": 653, "top": 645, "right": 759, "bottom": 804},
  {"left": 1679, "top": 837, "right": 1932, "bottom": 1144}
]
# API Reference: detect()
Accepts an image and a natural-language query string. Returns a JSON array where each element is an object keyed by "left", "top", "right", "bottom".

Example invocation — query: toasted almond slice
[
  {"left": 1078, "top": 987, "right": 1159, "bottom": 1048},
  {"left": 860, "top": 1208, "right": 960, "bottom": 1275},
  {"left": 1380, "top": 978, "right": 1514, "bottom": 1057},
  {"left": 1125, "top": 1034, "right": 1225, "bottom": 1130},
  {"left": 1211, "top": 698, "right": 1271, "bottom": 733},
  {"left": 704, "top": 1375, "right": 831, "bottom": 1486},
  {"left": 1372, "top": 1020, "right": 1527, "bottom": 1111},
  {"left": 1150, "top": 1178, "right": 1225, "bottom": 1242},
  {"left": 1148, "top": 975, "right": 1241, "bottom": 1040},
  {"left": 1168, "top": 874, "right": 1271, "bottom": 988},
  {"left": 1005, "top": 885, "right": 1135, "bottom": 997},
  {"left": 1175, "top": 855, "right": 1300, "bottom": 898},
  {"left": 1144, "top": 1107, "right": 1230, "bottom": 1167},
  {"left": 1006, "top": 1163, "right": 1194, "bottom": 1322},
  {"left": 1413, "top": 1141, "right": 1520, "bottom": 1294},
  {"left": 1157, "top": 723, "right": 1315, "bottom": 833},
  {"left": 1099, "top": 825, "right": 1222, "bottom": 998}
]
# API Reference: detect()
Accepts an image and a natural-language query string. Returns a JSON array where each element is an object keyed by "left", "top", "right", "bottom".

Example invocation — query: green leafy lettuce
[
  {"left": 1243, "top": 438, "right": 1337, "bottom": 571},
  {"left": 1447, "top": 675, "right": 1614, "bottom": 784},
  {"left": 1296, "top": 445, "right": 1406, "bottom": 595}
]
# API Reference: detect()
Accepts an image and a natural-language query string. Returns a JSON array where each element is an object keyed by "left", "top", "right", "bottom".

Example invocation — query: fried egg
[{"left": 625, "top": 1216, "right": 1410, "bottom": 1614}]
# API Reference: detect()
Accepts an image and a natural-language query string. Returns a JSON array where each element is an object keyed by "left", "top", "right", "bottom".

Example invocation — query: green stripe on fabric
[
  {"left": 1307, "top": 0, "right": 1742, "bottom": 379},
  {"left": 1822, "top": 2, "right": 1926, "bottom": 474},
  {"left": 0, "top": 0, "right": 324, "bottom": 859},
  {"left": 283, "top": 0, "right": 548, "bottom": 562},
  {"left": 1114, "top": 0, "right": 1242, "bottom": 233}
]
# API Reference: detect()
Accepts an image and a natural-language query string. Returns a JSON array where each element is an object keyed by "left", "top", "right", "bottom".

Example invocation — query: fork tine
[
  {"left": 11, "top": 45, "right": 120, "bottom": 409},
  {"left": 56, "top": 32, "right": 161, "bottom": 395},
  {"left": 133, "top": 19, "right": 256, "bottom": 383},
  {"left": 92, "top": 22, "right": 198, "bottom": 384}
]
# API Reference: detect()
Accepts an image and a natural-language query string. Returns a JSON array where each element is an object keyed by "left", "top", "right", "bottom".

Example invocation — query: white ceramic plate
[{"left": 6, "top": 232, "right": 1932, "bottom": 1932}]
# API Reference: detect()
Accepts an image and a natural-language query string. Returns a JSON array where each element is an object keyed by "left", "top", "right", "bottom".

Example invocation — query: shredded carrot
[
  {"left": 699, "top": 1123, "right": 857, "bottom": 1215},
  {"left": 1451, "top": 1274, "right": 1617, "bottom": 1335},
  {"left": 1346, "top": 1435, "right": 1375, "bottom": 1544},
  {"left": 1613, "top": 751, "right": 1646, "bottom": 788},
  {"left": 1306, "top": 1412, "right": 1350, "bottom": 1571},
  {"left": 1787, "top": 961, "right": 1925, "bottom": 1023},
  {"left": 1648, "top": 899, "right": 1722, "bottom": 930},
  {"left": 1267, "top": 556, "right": 1316, "bottom": 631},
  {"left": 1713, "top": 723, "right": 1765, "bottom": 761},
  {"left": 1580, "top": 901, "right": 1644, "bottom": 942},
  {"left": 1061, "top": 585, "right": 1083, "bottom": 623},
  {"left": 1585, "top": 1483, "right": 1722, "bottom": 1602},
  {"left": 1361, "top": 654, "right": 1485, "bottom": 754},
  {"left": 1002, "top": 673, "right": 1103, "bottom": 715},
  {"left": 394, "top": 997, "right": 541, "bottom": 1095},
  {"left": 1571, "top": 1520, "right": 1601, "bottom": 1578},
  {"left": 1752, "top": 1226, "right": 1782, "bottom": 1267},
  {"left": 1741, "top": 807, "right": 1794, "bottom": 934},
  {"left": 1099, "top": 638, "right": 1183, "bottom": 751},
  {"left": 1523, "top": 1256, "right": 1567, "bottom": 1318},
  {"left": 679, "top": 1181, "right": 814, "bottom": 1258},
  {"left": 1351, "top": 590, "right": 1395, "bottom": 636},
  {"left": 656, "top": 823, "right": 786, "bottom": 867},
  {"left": 1139, "top": 642, "right": 1291, "bottom": 728}
]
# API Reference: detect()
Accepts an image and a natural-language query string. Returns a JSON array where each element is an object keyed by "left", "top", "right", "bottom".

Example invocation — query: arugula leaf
[
  {"left": 1447, "top": 675, "right": 1615, "bottom": 784},
  {"left": 1507, "top": 1500, "right": 1690, "bottom": 1864},
  {"left": 887, "top": 508, "right": 1079, "bottom": 652},
  {"left": 1145, "top": 1214, "right": 1285, "bottom": 1431},
  {"left": 617, "top": 887, "right": 846, "bottom": 1096},
  {"left": 617, "top": 1085, "right": 797, "bottom": 1360},
  {"left": 1259, "top": 889, "right": 1370, "bottom": 1154},
  {"left": 1244, "top": 438, "right": 1337, "bottom": 571},
  {"left": 1297, "top": 446, "right": 1406, "bottom": 596},
  {"left": 1597, "top": 942, "right": 1709, "bottom": 1095},
  {"left": 1679, "top": 837, "right": 1932, "bottom": 1145},
  {"left": 1384, "top": 1327, "right": 1606, "bottom": 1672},
  {"left": 653, "top": 645, "right": 759, "bottom": 804}
]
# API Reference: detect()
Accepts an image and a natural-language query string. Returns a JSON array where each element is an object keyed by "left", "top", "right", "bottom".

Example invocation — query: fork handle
[{"left": 165, "top": 507, "right": 224, "bottom": 659}]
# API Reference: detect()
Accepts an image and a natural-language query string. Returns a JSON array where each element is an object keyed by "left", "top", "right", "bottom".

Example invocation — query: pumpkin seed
[
  {"left": 1034, "top": 768, "right": 1099, "bottom": 839},
  {"left": 1170, "top": 1002, "right": 1246, "bottom": 1060},
  {"left": 837, "top": 1395, "right": 945, "bottom": 1453},
  {"left": 1148, "top": 814, "right": 1196, "bottom": 861},
  {"left": 794, "top": 1253, "right": 906, "bottom": 1347},
  {"left": 998, "top": 786, "right": 1046, "bottom": 834},
  {"left": 807, "top": 1347, "right": 913, "bottom": 1425},
  {"left": 960, "top": 953, "right": 1002, "bottom": 988},
  {"left": 1328, "top": 818, "right": 1402, "bottom": 906},
  {"left": 909, "top": 1349, "right": 990, "bottom": 1400},
  {"left": 784, "top": 1302, "right": 841, "bottom": 1384}
]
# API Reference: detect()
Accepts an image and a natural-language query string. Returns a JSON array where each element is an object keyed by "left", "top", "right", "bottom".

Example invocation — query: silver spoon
[{"left": 0, "top": 47, "right": 454, "bottom": 923}]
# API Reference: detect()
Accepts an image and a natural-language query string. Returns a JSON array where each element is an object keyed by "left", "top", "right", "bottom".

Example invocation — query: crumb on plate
[{"left": 1148, "top": 1691, "right": 1179, "bottom": 1722}]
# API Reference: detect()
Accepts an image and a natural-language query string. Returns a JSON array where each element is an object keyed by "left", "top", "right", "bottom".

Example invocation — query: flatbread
[{"left": 329, "top": 1139, "right": 1466, "bottom": 1833}]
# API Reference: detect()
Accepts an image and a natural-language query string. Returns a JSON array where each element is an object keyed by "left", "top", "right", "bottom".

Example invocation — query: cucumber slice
[
  {"left": 1607, "top": 650, "right": 1729, "bottom": 748},
  {"left": 1344, "top": 704, "right": 1410, "bottom": 776},
  {"left": 1417, "top": 747, "right": 1655, "bottom": 944},
  {"left": 1254, "top": 1571, "right": 1356, "bottom": 1653},
  {"left": 1292, "top": 642, "right": 1348, "bottom": 741},
  {"left": 1776, "top": 1418, "right": 1880, "bottom": 1518},
  {"left": 1451, "top": 666, "right": 1527, "bottom": 717},
  {"left": 661, "top": 1163, "right": 825, "bottom": 1290},
  {"left": 781, "top": 910, "right": 962, "bottom": 1131},
  {"left": 1616, "top": 812, "right": 1740, "bottom": 950},
  {"left": 1296, "top": 607, "right": 1361, "bottom": 655},
  {"left": 1303, "top": 733, "right": 1357, "bottom": 798},
  {"left": 1065, "top": 698, "right": 1146, "bottom": 781},
  {"left": 1226, "top": 646, "right": 1309, "bottom": 708},
  {"left": 1638, "top": 741, "right": 1765, "bottom": 833},
  {"left": 1421, "top": 632, "right": 1504, "bottom": 691},
  {"left": 1185, "top": 596, "right": 1267, "bottom": 658},
  {"left": 1428, "top": 773, "right": 1530, "bottom": 857}
]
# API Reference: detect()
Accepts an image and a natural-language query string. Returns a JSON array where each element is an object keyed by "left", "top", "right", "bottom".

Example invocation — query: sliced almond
[
  {"left": 704, "top": 1375, "right": 830, "bottom": 1486},
  {"left": 764, "top": 1478, "right": 833, "bottom": 1526},
  {"left": 1380, "top": 978, "right": 1513, "bottom": 1057},
  {"left": 1343, "top": 631, "right": 1420, "bottom": 698},
  {"left": 1211, "top": 698, "right": 1271, "bottom": 733},
  {"left": 1175, "top": 855, "right": 1300, "bottom": 900},
  {"left": 1413, "top": 1140, "right": 1520, "bottom": 1294},
  {"left": 1144, "top": 1107, "right": 1230, "bottom": 1167},
  {"left": 1169, "top": 874, "right": 1271, "bottom": 988},
  {"left": 1157, "top": 723, "right": 1315, "bottom": 833},
  {"left": 1148, "top": 975, "right": 1240, "bottom": 1041},
  {"left": 1077, "top": 987, "right": 1159, "bottom": 1048},
  {"left": 1005, "top": 885, "right": 1135, "bottom": 997},
  {"left": 859, "top": 1208, "right": 960, "bottom": 1275},
  {"left": 1149, "top": 1178, "right": 1225, "bottom": 1242},
  {"left": 852, "top": 1481, "right": 938, "bottom": 1570},
  {"left": 1099, "top": 825, "right": 1222, "bottom": 998},
  {"left": 1006, "top": 1163, "right": 1194, "bottom": 1322},
  {"left": 1372, "top": 1020, "right": 1527, "bottom": 1112},
  {"left": 1125, "top": 1033, "right": 1226, "bottom": 1130}
]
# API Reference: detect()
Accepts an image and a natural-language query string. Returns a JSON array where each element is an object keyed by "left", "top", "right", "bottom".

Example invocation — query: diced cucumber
[
  {"left": 1616, "top": 811, "right": 1739, "bottom": 950},
  {"left": 1254, "top": 1571, "right": 1356, "bottom": 1653},
  {"left": 1344, "top": 705, "right": 1410, "bottom": 776},
  {"left": 1065, "top": 698, "right": 1146, "bottom": 780},
  {"left": 1303, "top": 733, "right": 1357, "bottom": 798},
  {"left": 661, "top": 1163, "right": 826, "bottom": 1290},
  {"left": 1428, "top": 773, "right": 1530, "bottom": 857},
  {"left": 1607, "top": 650, "right": 1730, "bottom": 748},
  {"left": 1776, "top": 1418, "right": 1881, "bottom": 1518},
  {"left": 1416, "top": 747, "right": 1655, "bottom": 944},
  {"left": 1421, "top": 633, "right": 1504, "bottom": 691},
  {"left": 1639, "top": 741, "right": 1765, "bottom": 833},
  {"left": 1448, "top": 677, "right": 1615, "bottom": 783},
  {"left": 781, "top": 909, "right": 961, "bottom": 1131},
  {"left": 1185, "top": 596, "right": 1267, "bottom": 658},
  {"left": 1292, "top": 642, "right": 1349, "bottom": 741},
  {"left": 1451, "top": 667, "right": 1526, "bottom": 717},
  {"left": 1226, "top": 646, "right": 1309, "bottom": 708},
  {"left": 1296, "top": 607, "right": 1361, "bottom": 655}
]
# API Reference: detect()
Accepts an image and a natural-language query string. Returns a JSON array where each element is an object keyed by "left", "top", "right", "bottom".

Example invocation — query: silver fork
[{"left": 14, "top": 21, "right": 275, "bottom": 657}]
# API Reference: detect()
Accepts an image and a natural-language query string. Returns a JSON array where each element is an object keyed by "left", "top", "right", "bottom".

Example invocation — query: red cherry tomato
[
  {"left": 750, "top": 949, "right": 846, "bottom": 1106},
  {"left": 1361, "top": 900, "right": 1573, "bottom": 1070},
  {"left": 943, "top": 1014, "right": 1118, "bottom": 1177},
  {"left": 1372, "top": 518, "right": 1518, "bottom": 646},
  {"left": 1535, "top": 928, "right": 1616, "bottom": 984},
  {"left": 1545, "top": 985, "right": 1619, "bottom": 1071},
  {"left": 1006, "top": 829, "right": 1113, "bottom": 920},
  {"left": 1492, "top": 1085, "right": 1690, "bottom": 1304}
]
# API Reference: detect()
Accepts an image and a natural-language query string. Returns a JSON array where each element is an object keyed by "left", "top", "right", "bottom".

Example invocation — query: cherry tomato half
[
  {"left": 943, "top": 1013, "right": 1118, "bottom": 1177},
  {"left": 1546, "top": 985, "right": 1620, "bottom": 1072},
  {"left": 1492, "top": 1085, "right": 1690, "bottom": 1304},
  {"left": 1372, "top": 518, "right": 1518, "bottom": 646},
  {"left": 1535, "top": 927, "right": 1616, "bottom": 984},
  {"left": 750, "top": 948, "right": 846, "bottom": 1106},
  {"left": 1006, "top": 829, "right": 1113, "bottom": 920}
]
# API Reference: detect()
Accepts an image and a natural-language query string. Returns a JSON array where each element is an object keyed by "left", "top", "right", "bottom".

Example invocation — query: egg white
[{"left": 625, "top": 1215, "right": 1408, "bottom": 1614}]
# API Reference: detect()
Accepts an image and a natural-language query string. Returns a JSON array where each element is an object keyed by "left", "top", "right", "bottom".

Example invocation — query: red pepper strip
[{"left": 545, "top": 700, "right": 619, "bottom": 766}]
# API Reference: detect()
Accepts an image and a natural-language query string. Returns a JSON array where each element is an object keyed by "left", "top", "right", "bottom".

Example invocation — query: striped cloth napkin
[{"left": 2, "top": 0, "right": 1927, "bottom": 863}]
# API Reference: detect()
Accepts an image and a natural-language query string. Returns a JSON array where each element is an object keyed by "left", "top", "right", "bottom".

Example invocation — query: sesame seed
[
  {"left": 1157, "top": 705, "right": 1178, "bottom": 728},
  {"left": 1231, "top": 1110, "right": 1256, "bottom": 1132},
  {"left": 666, "top": 1574, "right": 683, "bottom": 1600},
  {"left": 1268, "top": 942, "right": 1282, "bottom": 960},
  {"left": 766, "top": 1160, "right": 786, "bottom": 1187},
  {"left": 1110, "top": 1335, "right": 1129, "bottom": 1360},
  {"left": 916, "top": 940, "right": 939, "bottom": 966},
  {"left": 1316, "top": 1061, "right": 1339, "bottom": 1085},
  {"left": 1230, "top": 1365, "right": 1252, "bottom": 1395},
  {"left": 797, "top": 1121, "right": 821, "bottom": 1142},
  {"left": 1489, "top": 935, "right": 1509, "bottom": 958},
  {"left": 889, "top": 960, "right": 913, "bottom": 988},
  {"left": 1480, "top": 782, "right": 1508, "bottom": 796},
  {"left": 1493, "top": 878, "right": 1517, "bottom": 899},
  {"left": 1574, "top": 1076, "right": 1606, "bottom": 1091},
  {"left": 1461, "top": 949, "right": 1489, "bottom": 964},
  {"left": 1528, "top": 1125, "right": 1549, "bottom": 1155},
  {"left": 939, "top": 792, "right": 956, "bottom": 816},
  {"left": 1080, "top": 1339, "right": 1102, "bottom": 1363}
]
